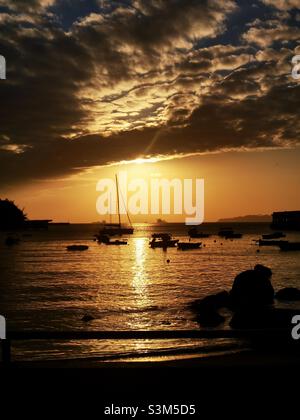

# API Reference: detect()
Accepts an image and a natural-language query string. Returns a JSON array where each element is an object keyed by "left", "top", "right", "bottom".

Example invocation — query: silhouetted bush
[{"left": 0, "top": 198, "right": 27, "bottom": 230}]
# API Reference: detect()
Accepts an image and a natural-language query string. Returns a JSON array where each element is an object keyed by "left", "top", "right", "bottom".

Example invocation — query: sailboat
[{"left": 97, "top": 174, "right": 134, "bottom": 236}]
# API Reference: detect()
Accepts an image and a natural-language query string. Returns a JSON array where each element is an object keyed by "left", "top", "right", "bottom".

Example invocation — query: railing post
[{"left": 1, "top": 339, "right": 11, "bottom": 366}]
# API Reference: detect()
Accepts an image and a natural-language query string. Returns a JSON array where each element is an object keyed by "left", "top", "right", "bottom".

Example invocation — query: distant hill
[{"left": 218, "top": 214, "right": 272, "bottom": 222}]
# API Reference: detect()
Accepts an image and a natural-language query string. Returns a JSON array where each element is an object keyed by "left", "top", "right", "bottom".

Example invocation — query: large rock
[
  {"left": 190, "top": 291, "right": 229, "bottom": 327},
  {"left": 275, "top": 287, "right": 300, "bottom": 301},
  {"left": 230, "top": 264, "right": 274, "bottom": 309},
  {"left": 195, "top": 310, "right": 225, "bottom": 328},
  {"left": 191, "top": 291, "right": 230, "bottom": 312}
]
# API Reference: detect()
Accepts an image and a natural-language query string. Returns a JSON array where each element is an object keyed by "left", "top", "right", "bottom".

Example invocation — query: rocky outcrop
[
  {"left": 190, "top": 291, "right": 230, "bottom": 327},
  {"left": 275, "top": 287, "right": 300, "bottom": 301},
  {"left": 229, "top": 264, "right": 274, "bottom": 309},
  {"left": 191, "top": 291, "right": 230, "bottom": 312},
  {"left": 191, "top": 264, "right": 300, "bottom": 332}
]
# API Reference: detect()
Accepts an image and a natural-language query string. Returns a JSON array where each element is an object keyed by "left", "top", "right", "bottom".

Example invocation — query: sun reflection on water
[
  {"left": 132, "top": 238, "right": 150, "bottom": 309},
  {"left": 129, "top": 237, "right": 155, "bottom": 352}
]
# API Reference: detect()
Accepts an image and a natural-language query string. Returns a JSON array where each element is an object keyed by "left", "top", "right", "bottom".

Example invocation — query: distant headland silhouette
[{"left": 218, "top": 214, "right": 272, "bottom": 223}]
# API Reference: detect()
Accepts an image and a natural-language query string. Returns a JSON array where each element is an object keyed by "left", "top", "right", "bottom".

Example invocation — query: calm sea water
[{"left": 1, "top": 223, "right": 300, "bottom": 362}]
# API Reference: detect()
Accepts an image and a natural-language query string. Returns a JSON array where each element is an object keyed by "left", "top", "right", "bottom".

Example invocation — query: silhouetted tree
[{"left": 0, "top": 199, "right": 27, "bottom": 230}]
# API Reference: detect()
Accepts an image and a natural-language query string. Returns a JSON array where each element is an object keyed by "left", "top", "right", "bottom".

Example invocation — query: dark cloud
[
  {"left": 0, "top": 0, "right": 56, "bottom": 12},
  {"left": 0, "top": 0, "right": 299, "bottom": 188},
  {"left": 261, "top": 0, "right": 300, "bottom": 11}
]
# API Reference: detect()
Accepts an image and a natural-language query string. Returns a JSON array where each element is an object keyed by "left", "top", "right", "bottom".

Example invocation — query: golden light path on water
[
  {"left": 132, "top": 238, "right": 150, "bottom": 308},
  {"left": 130, "top": 238, "right": 152, "bottom": 355},
  {"left": 1, "top": 224, "right": 300, "bottom": 362}
]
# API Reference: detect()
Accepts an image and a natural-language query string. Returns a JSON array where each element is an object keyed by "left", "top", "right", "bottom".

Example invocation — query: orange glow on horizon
[{"left": 4, "top": 148, "right": 300, "bottom": 224}]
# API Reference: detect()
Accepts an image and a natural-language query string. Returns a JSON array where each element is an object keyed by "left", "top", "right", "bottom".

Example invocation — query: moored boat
[
  {"left": 258, "top": 239, "right": 288, "bottom": 247},
  {"left": 96, "top": 234, "right": 127, "bottom": 245},
  {"left": 150, "top": 234, "right": 178, "bottom": 248},
  {"left": 99, "top": 225, "right": 133, "bottom": 236},
  {"left": 218, "top": 227, "right": 233, "bottom": 237},
  {"left": 150, "top": 239, "right": 178, "bottom": 248},
  {"left": 67, "top": 245, "right": 89, "bottom": 251},
  {"left": 96, "top": 174, "right": 134, "bottom": 237},
  {"left": 152, "top": 233, "right": 172, "bottom": 240},
  {"left": 188, "top": 227, "right": 211, "bottom": 238},
  {"left": 218, "top": 227, "right": 242, "bottom": 239},
  {"left": 224, "top": 232, "right": 243, "bottom": 239},
  {"left": 177, "top": 242, "right": 202, "bottom": 250},
  {"left": 262, "top": 231, "right": 286, "bottom": 239},
  {"left": 106, "top": 239, "right": 128, "bottom": 245},
  {"left": 279, "top": 242, "right": 300, "bottom": 251}
]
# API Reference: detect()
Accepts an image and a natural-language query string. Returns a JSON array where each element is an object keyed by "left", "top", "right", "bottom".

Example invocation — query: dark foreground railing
[{"left": 0, "top": 329, "right": 291, "bottom": 366}]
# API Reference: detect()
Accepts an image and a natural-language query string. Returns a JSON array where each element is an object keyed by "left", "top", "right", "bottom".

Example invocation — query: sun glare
[{"left": 132, "top": 157, "right": 160, "bottom": 165}]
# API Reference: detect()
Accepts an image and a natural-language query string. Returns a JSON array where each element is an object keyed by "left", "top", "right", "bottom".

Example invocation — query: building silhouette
[{"left": 271, "top": 211, "right": 300, "bottom": 230}]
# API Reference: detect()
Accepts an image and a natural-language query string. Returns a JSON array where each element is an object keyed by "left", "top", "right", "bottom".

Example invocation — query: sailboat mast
[
  {"left": 115, "top": 174, "right": 121, "bottom": 227},
  {"left": 109, "top": 191, "right": 112, "bottom": 225}
]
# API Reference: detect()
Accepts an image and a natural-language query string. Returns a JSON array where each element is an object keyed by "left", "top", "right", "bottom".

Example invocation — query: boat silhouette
[
  {"left": 279, "top": 242, "right": 300, "bottom": 251},
  {"left": 258, "top": 239, "right": 288, "bottom": 247},
  {"left": 224, "top": 232, "right": 243, "bottom": 239},
  {"left": 96, "top": 174, "right": 134, "bottom": 237},
  {"left": 67, "top": 245, "right": 89, "bottom": 251},
  {"left": 149, "top": 233, "right": 178, "bottom": 248},
  {"left": 218, "top": 227, "right": 243, "bottom": 239},
  {"left": 97, "top": 234, "right": 127, "bottom": 245},
  {"left": 188, "top": 227, "right": 211, "bottom": 238},
  {"left": 177, "top": 242, "right": 202, "bottom": 250},
  {"left": 262, "top": 231, "right": 286, "bottom": 239}
]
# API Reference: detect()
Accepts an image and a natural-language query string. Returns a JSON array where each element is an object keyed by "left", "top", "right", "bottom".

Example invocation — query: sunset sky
[{"left": 0, "top": 0, "right": 299, "bottom": 222}]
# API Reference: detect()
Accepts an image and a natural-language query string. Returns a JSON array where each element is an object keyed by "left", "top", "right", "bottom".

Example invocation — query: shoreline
[{"left": 3, "top": 347, "right": 300, "bottom": 368}]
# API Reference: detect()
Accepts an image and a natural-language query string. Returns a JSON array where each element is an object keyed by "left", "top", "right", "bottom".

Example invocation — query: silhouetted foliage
[{"left": 0, "top": 199, "right": 27, "bottom": 230}]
